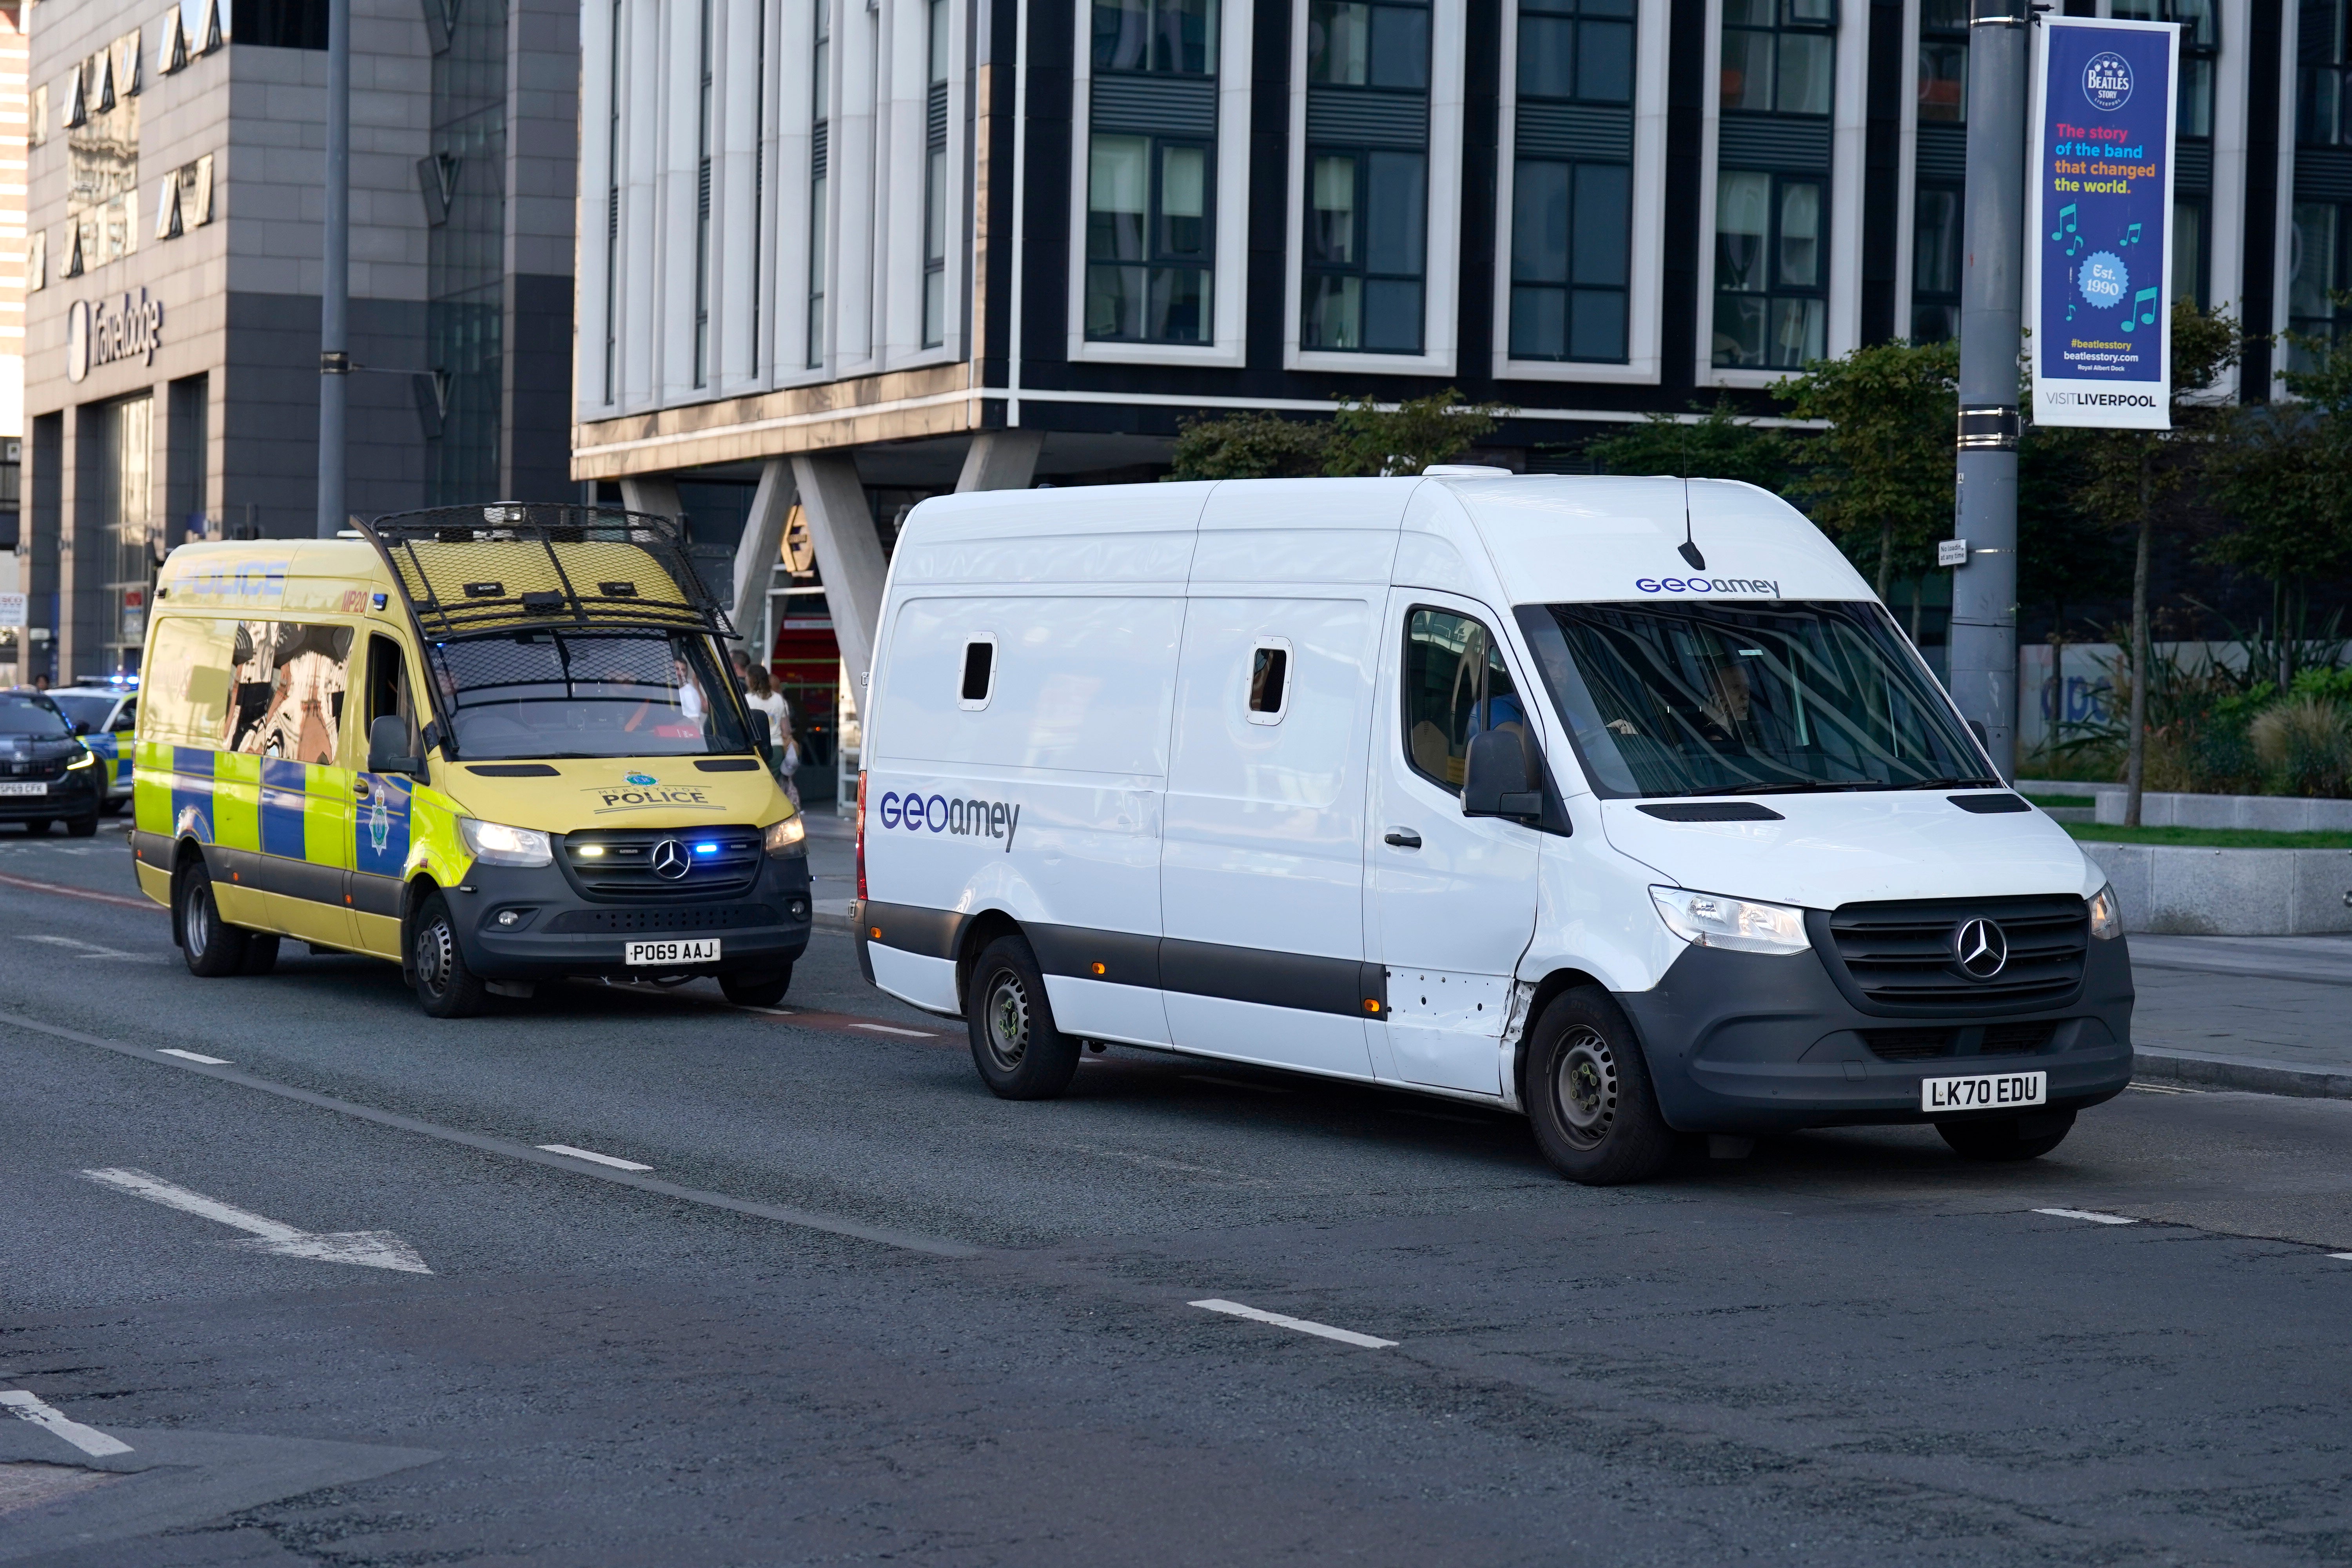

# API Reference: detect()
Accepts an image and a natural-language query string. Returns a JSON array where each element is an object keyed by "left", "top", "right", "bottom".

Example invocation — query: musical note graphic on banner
[
  {"left": 2134, "top": 287, "right": 2160, "bottom": 325},
  {"left": 2051, "top": 203, "right": 2077, "bottom": 243},
  {"left": 2065, "top": 301, "right": 2076, "bottom": 320},
  {"left": 2122, "top": 222, "right": 2142, "bottom": 246}
]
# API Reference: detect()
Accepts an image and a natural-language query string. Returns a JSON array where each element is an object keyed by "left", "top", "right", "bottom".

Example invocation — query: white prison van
[{"left": 851, "top": 473, "right": 2132, "bottom": 1183}]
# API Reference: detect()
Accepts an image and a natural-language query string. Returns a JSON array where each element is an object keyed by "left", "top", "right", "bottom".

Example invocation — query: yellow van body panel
[{"left": 132, "top": 537, "right": 801, "bottom": 973}]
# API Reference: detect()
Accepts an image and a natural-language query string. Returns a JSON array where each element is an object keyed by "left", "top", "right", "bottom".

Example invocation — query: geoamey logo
[
  {"left": 1953, "top": 917, "right": 2009, "bottom": 980},
  {"left": 626, "top": 772, "right": 657, "bottom": 786},
  {"left": 1632, "top": 575, "right": 1782, "bottom": 597},
  {"left": 2082, "top": 50, "right": 2133, "bottom": 111},
  {"left": 650, "top": 839, "right": 693, "bottom": 879},
  {"left": 877, "top": 789, "right": 1022, "bottom": 851}
]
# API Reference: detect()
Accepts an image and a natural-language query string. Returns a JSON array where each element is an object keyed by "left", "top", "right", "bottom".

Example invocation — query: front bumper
[
  {"left": 445, "top": 853, "right": 814, "bottom": 981},
  {"left": 1613, "top": 934, "right": 2135, "bottom": 1134},
  {"left": 0, "top": 770, "right": 103, "bottom": 821}
]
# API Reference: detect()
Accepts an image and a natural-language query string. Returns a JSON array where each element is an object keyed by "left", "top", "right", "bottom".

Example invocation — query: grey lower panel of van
[{"left": 864, "top": 902, "right": 1388, "bottom": 1021}]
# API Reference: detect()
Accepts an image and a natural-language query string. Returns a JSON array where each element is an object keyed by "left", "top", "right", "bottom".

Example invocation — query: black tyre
[
  {"left": 719, "top": 966, "right": 793, "bottom": 1008},
  {"left": 1524, "top": 985, "right": 1679, "bottom": 1185},
  {"left": 241, "top": 933, "right": 281, "bottom": 976},
  {"left": 178, "top": 862, "right": 252, "bottom": 978},
  {"left": 1937, "top": 1109, "right": 2076, "bottom": 1162},
  {"left": 65, "top": 812, "right": 99, "bottom": 838},
  {"left": 20, "top": 818, "right": 49, "bottom": 836},
  {"left": 965, "top": 933, "right": 1080, "bottom": 1100},
  {"left": 410, "top": 891, "right": 490, "bottom": 1018}
]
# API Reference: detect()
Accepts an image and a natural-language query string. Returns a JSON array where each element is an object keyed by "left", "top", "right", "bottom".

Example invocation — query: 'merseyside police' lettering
[{"left": 878, "top": 789, "right": 1021, "bottom": 850}]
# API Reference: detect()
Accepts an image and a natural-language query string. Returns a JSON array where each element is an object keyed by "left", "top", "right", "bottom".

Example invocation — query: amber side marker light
[
  {"left": 869, "top": 926, "right": 882, "bottom": 940},
  {"left": 1091, "top": 962, "right": 1107, "bottom": 975},
  {"left": 1363, "top": 999, "right": 1382, "bottom": 1014}
]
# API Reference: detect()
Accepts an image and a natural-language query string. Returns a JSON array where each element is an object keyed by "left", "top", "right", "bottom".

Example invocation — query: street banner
[{"left": 2027, "top": 16, "right": 2179, "bottom": 430}]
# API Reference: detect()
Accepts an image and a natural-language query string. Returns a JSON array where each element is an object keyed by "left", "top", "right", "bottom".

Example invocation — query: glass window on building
[
  {"left": 1087, "top": 0, "right": 1218, "bottom": 344},
  {"left": 923, "top": 0, "right": 951, "bottom": 348},
  {"left": 2290, "top": 202, "right": 2352, "bottom": 362},
  {"left": 1508, "top": 0, "right": 1635, "bottom": 363},
  {"left": 101, "top": 394, "right": 153, "bottom": 675},
  {"left": 2115, "top": 0, "right": 2214, "bottom": 305},
  {"left": 1911, "top": 184, "right": 1961, "bottom": 342},
  {"left": 1916, "top": 0, "right": 1965, "bottom": 121},
  {"left": 809, "top": 2, "right": 829, "bottom": 368},
  {"left": 2300, "top": 0, "right": 2352, "bottom": 145},
  {"left": 1714, "top": 0, "right": 1834, "bottom": 368},
  {"left": 1301, "top": 0, "right": 1431, "bottom": 352}
]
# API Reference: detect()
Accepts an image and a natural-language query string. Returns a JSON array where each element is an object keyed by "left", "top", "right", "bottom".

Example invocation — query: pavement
[{"left": 5, "top": 822, "right": 2352, "bottom": 1564}]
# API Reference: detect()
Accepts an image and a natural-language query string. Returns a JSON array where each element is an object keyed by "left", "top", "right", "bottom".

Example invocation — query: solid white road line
[
  {"left": 0, "top": 1391, "right": 135, "bottom": 1457},
  {"left": 536, "top": 1143, "right": 654, "bottom": 1172},
  {"left": 849, "top": 1022, "right": 934, "bottom": 1038},
  {"left": 2035, "top": 1207, "right": 2140, "bottom": 1226},
  {"left": 1190, "top": 1299, "right": 1398, "bottom": 1348},
  {"left": 2331, "top": 1253, "right": 2352, "bottom": 1262},
  {"left": 157, "top": 1048, "right": 231, "bottom": 1065},
  {"left": 79, "top": 1168, "right": 433, "bottom": 1273}
]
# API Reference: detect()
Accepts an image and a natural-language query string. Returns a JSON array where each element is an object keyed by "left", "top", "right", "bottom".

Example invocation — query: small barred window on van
[
  {"left": 1249, "top": 646, "right": 1288, "bottom": 717},
  {"left": 960, "top": 640, "right": 994, "bottom": 702}
]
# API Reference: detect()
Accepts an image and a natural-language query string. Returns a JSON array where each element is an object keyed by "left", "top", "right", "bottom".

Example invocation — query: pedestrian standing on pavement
[{"left": 743, "top": 662, "right": 800, "bottom": 809}]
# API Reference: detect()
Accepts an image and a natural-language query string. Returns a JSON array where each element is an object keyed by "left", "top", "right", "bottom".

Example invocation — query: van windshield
[
  {"left": 425, "top": 629, "right": 752, "bottom": 761},
  {"left": 1513, "top": 601, "right": 1997, "bottom": 799}
]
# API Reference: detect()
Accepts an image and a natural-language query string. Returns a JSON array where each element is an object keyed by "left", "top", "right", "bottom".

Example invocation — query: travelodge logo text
[{"left": 65, "top": 289, "right": 164, "bottom": 384}]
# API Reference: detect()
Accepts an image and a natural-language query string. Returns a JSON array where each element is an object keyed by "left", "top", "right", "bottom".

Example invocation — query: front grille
[
  {"left": 1980, "top": 1022, "right": 2056, "bottom": 1055},
  {"left": 560, "top": 825, "right": 763, "bottom": 900},
  {"left": 0, "top": 758, "right": 68, "bottom": 780},
  {"left": 546, "top": 902, "right": 782, "bottom": 933},
  {"left": 1864, "top": 1028, "right": 1955, "bottom": 1061},
  {"left": 1817, "top": 895, "right": 2089, "bottom": 1014}
]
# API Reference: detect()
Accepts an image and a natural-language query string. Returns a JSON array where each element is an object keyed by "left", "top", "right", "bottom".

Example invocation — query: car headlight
[
  {"left": 1650, "top": 885, "right": 1812, "bottom": 955},
  {"left": 458, "top": 817, "right": 553, "bottom": 867},
  {"left": 65, "top": 748, "right": 96, "bottom": 770},
  {"left": 763, "top": 814, "right": 807, "bottom": 858},
  {"left": 2087, "top": 882, "right": 2123, "bottom": 940}
]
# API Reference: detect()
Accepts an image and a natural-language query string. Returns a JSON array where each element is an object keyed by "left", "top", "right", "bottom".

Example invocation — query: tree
[
  {"left": 1772, "top": 339, "right": 1959, "bottom": 600},
  {"left": 1584, "top": 398, "right": 1795, "bottom": 493},
  {"left": 1164, "top": 389, "right": 1503, "bottom": 481},
  {"left": 1165, "top": 411, "right": 1330, "bottom": 480},
  {"left": 2067, "top": 298, "right": 2241, "bottom": 826}
]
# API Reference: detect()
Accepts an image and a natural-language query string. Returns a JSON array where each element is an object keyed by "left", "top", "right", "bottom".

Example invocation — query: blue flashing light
[{"left": 694, "top": 842, "right": 719, "bottom": 853}]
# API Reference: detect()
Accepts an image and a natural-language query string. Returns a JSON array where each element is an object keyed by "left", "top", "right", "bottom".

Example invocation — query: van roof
[{"left": 892, "top": 474, "right": 1871, "bottom": 604}]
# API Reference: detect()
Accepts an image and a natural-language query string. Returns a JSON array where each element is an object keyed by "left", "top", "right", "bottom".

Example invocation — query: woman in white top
[{"left": 742, "top": 660, "right": 800, "bottom": 808}]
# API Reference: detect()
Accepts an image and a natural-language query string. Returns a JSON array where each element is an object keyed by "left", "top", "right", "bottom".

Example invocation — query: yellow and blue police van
[{"left": 128, "top": 503, "right": 812, "bottom": 1017}]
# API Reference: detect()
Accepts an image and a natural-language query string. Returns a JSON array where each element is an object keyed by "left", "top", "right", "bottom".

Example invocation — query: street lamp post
[
  {"left": 316, "top": 0, "right": 351, "bottom": 539},
  {"left": 1949, "top": 0, "right": 2031, "bottom": 779}
]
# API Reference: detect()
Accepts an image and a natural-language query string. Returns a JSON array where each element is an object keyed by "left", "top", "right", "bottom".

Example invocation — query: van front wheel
[
  {"left": 965, "top": 934, "right": 1079, "bottom": 1101},
  {"left": 1525, "top": 986, "right": 1679, "bottom": 1185},
  {"left": 178, "top": 862, "right": 251, "bottom": 978},
  {"left": 411, "top": 892, "right": 490, "bottom": 1018}
]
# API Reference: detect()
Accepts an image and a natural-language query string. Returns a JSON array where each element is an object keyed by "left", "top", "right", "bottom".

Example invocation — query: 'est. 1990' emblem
[{"left": 2082, "top": 50, "right": 2132, "bottom": 112}]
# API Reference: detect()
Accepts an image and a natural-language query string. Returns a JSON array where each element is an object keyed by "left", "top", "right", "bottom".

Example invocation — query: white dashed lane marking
[
  {"left": 1191, "top": 1299, "right": 1398, "bottom": 1348},
  {"left": 536, "top": 1143, "right": 654, "bottom": 1172},
  {"left": 158, "top": 1048, "right": 231, "bottom": 1065},
  {"left": 0, "top": 1390, "right": 135, "bottom": 1457},
  {"left": 80, "top": 1167, "right": 434, "bottom": 1273},
  {"left": 2035, "top": 1207, "right": 2140, "bottom": 1226}
]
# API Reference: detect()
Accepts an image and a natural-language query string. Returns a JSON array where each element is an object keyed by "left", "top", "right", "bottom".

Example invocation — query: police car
[{"left": 47, "top": 682, "right": 137, "bottom": 813}]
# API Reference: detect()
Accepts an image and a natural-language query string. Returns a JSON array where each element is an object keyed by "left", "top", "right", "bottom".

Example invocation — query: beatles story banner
[{"left": 2028, "top": 16, "right": 2179, "bottom": 430}]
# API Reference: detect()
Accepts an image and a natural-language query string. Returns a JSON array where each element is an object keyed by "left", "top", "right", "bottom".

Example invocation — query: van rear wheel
[
  {"left": 1938, "top": 1109, "right": 2075, "bottom": 1162},
  {"left": 1524, "top": 985, "right": 1679, "bottom": 1185},
  {"left": 411, "top": 892, "right": 490, "bottom": 1018},
  {"left": 178, "top": 863, "right": 251, "bottom": 978},
  {"left": 965, "top": 933, "right": 1079, "bottom": 1101}
]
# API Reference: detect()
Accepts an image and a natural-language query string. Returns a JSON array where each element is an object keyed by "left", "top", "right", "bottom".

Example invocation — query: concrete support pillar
[
  {"left": 729, "top": 459, "right": 793, "bottom": 652},
  {"left": 789, "top": 453, "right": 885, "bottom": 695},
  {"left": 955, "top": 429, "right": 1044, "bottom": 492},
  {"left": 617, "top": 475, "right": 682, "bottom": 521}
]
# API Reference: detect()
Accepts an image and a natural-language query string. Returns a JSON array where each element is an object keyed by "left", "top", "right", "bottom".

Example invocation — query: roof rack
[{"left": 358, "top": 503, "right": 735, "bottom": 642}]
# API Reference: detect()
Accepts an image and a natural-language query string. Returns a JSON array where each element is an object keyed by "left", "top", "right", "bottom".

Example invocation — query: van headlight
[
  {"left": 458, "top": 817, "right": 553, "bottom": 867},
  {"left": 2087, "top": 882, "right": 2123, "bottom": 940},
  {"left": 763, "top": 815, "right": 807, "bottom": 858},
  {"left": 1650, "top": 886, "right": 1812, "bottom": 955}
]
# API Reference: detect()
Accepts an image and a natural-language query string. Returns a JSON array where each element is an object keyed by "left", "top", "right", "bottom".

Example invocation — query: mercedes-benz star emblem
[
  {"left": 650, "top": 839, "right": 692, "bottom": 880},
  {"left": 1954, "top": 917, "right": 2008, "bottom": 979}
]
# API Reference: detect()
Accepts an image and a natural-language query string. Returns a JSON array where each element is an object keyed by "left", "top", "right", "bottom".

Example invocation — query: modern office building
[
  {"left": 0, "top": 2, "right": 28, "bottom": 684},
  {"left": 16, "top": 0, "right": 575, "bottom": 683},
  {"left": 573, "top": 0, "right": 2317, "bottom": 742}
]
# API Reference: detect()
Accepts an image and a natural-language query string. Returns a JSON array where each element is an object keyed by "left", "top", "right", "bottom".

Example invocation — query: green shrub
[{"left": 2249, "top": 696, "right": 2352, "bottom": 797}]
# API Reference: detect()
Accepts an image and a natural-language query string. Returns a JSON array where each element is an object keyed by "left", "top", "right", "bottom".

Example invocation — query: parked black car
[{"left": 0, "top": 690, "right": 106, "bottom": 835}]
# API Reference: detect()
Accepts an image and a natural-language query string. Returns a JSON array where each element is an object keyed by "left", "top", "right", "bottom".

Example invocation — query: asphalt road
[{"left": 3, "top": 828, "right": 2350, "bottom": 1566}]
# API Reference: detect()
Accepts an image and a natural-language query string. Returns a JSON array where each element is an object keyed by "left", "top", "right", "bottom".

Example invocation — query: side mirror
[
  {"left": 71, "top": 719, "right": 90, "bottom": 736},
  {"left": 747, "top": 707, "right": 775, "bottom": 759},
  {"left": 368, "top": 714, "right": 424, "bottom": 776},
  {"left": 1461, "top": 728, "right": 1543, "bottom": 820}
]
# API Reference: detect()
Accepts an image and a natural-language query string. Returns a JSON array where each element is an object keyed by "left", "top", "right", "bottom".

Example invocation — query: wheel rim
[
  {"left": 415, "top": 917, "right": 455, "bottom": 996},
  {"left": 185, "top": 885, "right": 211, "bottom": 960},
  {"left": 982, "top": 969, "right": 1031, "bottom": 1072},
  {"left": 1551, "top": 1026, "right": 1619, "bottom": 1151}
]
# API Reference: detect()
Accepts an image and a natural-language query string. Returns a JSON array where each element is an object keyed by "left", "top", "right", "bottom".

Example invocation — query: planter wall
[
  {"left": 2082, "top": 843, "right": 2352, "bottom": 935},
  {"left": 2018, "top": 780, "right": 2352, "bottom": 831}
]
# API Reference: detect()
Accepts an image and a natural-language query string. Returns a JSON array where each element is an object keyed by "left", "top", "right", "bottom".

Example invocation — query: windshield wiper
[{"left": 1891, "top": 776, "right": 2006, "bottom": 790}]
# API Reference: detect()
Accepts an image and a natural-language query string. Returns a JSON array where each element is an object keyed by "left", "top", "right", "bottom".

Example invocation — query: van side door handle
[{"left": 1383, "top": 828, "right": 1422, "bottom": 849}]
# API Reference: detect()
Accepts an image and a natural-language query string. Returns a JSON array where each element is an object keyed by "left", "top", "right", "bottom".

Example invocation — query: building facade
[{"left": 16, "top": 0, "right": 576, "bottom": 684}]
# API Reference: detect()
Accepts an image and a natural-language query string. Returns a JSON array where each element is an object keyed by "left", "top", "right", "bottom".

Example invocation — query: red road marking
[{"left": 0, "top": 871, "right": 165, "bottom": 914}]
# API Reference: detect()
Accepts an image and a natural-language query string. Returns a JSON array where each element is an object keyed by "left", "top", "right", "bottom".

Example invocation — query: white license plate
[
  {"left": 1922, "top": 1070, "right": 2047, "bottom": 1113},
  {"left": 0, "top": 781, "right": 48, "bottom": 797},
  {"left": 625, "top": 937, "right": 721, "bottom": 966}
]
